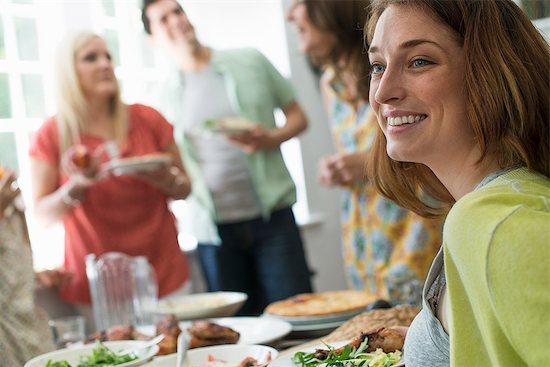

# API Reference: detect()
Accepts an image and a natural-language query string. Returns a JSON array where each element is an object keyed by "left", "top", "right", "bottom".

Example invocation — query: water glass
[{"left": 48, "top": 315, "right": 85, "bottom": 349}]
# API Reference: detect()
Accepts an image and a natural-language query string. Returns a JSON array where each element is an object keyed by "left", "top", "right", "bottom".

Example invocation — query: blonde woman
[{"left": 30, "top": 31, "right": 192, "bottom": 329}]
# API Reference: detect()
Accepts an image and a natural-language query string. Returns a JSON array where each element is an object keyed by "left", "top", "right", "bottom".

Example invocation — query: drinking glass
[{"left": 48, "top": 315, "right": 85, "bottom": 349}]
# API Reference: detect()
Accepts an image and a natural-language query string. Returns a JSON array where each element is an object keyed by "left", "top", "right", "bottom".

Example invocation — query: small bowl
[
  {"left": 150, "top": 291, "right": 248, "bottom": 320},
  {"left": 151, "top": 344, "right": 278, "bottom": 367}
]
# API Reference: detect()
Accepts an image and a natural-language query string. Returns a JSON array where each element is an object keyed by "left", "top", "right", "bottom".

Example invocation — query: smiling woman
[
  {"left": 365, "top": 0, "right": 549, "bottom": 366},
  {"left": 368, "top": 5, "right": 470, "bottom": 194}
]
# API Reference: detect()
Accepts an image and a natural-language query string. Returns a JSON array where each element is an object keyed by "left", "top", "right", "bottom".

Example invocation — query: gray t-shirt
[
  {"left": 181, "top": 66, "right": 261, "bottom": 223},
  {"left": 404, "top": 248, "right": 450, "bottom": 367}
]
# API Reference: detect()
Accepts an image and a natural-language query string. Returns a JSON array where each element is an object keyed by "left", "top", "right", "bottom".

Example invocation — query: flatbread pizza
[{"left": 265, "top": 290, "right": 374, "bottom": 317}]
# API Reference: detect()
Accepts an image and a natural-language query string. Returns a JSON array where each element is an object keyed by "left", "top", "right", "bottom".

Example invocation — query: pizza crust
[{"left": 264, "top": 290, "right": 375, "bottom": 317}]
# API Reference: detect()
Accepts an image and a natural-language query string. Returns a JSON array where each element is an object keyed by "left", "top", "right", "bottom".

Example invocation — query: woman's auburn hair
[
  {"left": 304, "top": 0, "right": 372, "bottom": 101},
  {"left": 364, "top": 0, "right": 550, "bottom": 218},
  {"left": 54, "top": 31, "right": 127, "bottom": 157}
]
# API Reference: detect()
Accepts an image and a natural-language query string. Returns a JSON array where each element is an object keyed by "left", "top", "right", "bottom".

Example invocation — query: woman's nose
[
  {"left": 286, "top": 0, "right": 300, "bottom": 21},
  {"left": 373, "top": 67, "right": 405, "bottom": 105},
  {"left": 99, "top": 56, "right": 112, "bottom": 68}
]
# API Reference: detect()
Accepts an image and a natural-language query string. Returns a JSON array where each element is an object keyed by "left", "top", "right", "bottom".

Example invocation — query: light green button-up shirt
[{"left": 150, "top": 48, "right": 297, "bottom": 244}]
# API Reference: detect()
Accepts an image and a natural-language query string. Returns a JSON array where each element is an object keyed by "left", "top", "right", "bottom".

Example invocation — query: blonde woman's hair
[
  {"left": 54, "top": 31, "right": 127, "bottom": 156},
  {"left": 365, "top": 0, "right": 550, "bottom": 218}
]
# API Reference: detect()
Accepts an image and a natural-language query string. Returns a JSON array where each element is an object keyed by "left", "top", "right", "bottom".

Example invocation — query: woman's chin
[{"left": 386, "top": 147, "right": 408, "bottom": 162}]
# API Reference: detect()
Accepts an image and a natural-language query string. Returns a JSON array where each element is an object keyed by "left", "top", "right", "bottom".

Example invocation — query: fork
[{"left": 118, "top": 334, "right": 165, "bottom": 357}]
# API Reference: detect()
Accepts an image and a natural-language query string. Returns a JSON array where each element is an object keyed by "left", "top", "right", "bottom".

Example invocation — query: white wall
[{"left": 279, "top": 0, "right": 347, "bottom": 292}]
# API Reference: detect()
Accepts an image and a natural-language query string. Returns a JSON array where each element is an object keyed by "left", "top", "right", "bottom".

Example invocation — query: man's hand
[{"left": 225, "top": 126, "right": 280, "bottom": 154}]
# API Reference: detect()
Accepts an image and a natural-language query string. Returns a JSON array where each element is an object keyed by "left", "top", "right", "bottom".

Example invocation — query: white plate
[
  {"left": 289, "top": 319, "right": 345, "bottom": 332},
  {"left": 263, "top": 308, "right": 365, "bottom": 326},
  {"left": 203, "top": 117, "right": 256, "bottom": 134},
  {"left": 102, "top": 154, "right": 171, "bottom": 176},
  {"left": 138, "top": 316, "right": 292, "bottom": 346},
  {"left": 144, "top": 344, "right": 278, "bottom": 367},
  {"left": 270, "top": 340, "right": 404, "bottom": 367},
  {"left": 25, "top": 340, "right": 159, "bottom": 367},
  {"left": 148, "top": 292, "right": 248, "bottom": 320}
]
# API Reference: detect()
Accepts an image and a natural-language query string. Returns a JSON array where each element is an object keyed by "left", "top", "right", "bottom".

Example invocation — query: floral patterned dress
[
  {"left": 0, "top": 207, "right": 55, "bottom": 365},
  {"left": 322, "top": 68, "right": 444, "bottom": 305}
]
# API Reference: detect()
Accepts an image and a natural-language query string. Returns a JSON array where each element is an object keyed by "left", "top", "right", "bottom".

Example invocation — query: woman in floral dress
[{"left": 288, "top": 0, "right": 444, "bottom": 305}]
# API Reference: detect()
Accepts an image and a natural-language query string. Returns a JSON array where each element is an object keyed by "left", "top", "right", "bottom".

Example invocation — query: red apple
[{"left": 69, "top": 144, "right": 92, "bottom": 170}]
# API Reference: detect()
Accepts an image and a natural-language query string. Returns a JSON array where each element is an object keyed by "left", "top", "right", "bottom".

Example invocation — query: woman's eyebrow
[{"left": 369, "top": 38, "right": 444, "bottom": 54}]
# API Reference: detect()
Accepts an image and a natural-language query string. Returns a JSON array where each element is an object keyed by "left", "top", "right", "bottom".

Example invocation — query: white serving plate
[
  {"left": 144, "top": 344, "right": 278, "bottom": 367},
  {"left": 102, "top": 154, "right": 171, "bottom": 176},
  {"left": 138, "top": 316, "right": 291, "bottom": 346},
  {"left": 203, "top": 117, "right": 256, "bottom": 134},
  {"left": 25, "top": 340, "right": 159, "bottom": 367},
  {"left": 148, "top": 291, "right": 248, "bottom": 320},
  {"left": 263, "top": 307, "right": 365, "bottom": 326}
]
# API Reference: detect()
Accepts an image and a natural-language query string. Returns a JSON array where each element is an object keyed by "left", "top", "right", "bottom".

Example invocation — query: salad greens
[
  {"left": 45, "top": 340, "right": 138, "bottom": 367},
  {"left": 291, "top": 338, "right": 402, "bottom": 367}
]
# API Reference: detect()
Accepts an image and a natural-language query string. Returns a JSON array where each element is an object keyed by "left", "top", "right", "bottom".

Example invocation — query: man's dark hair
[
  {"left": 141, "top": 0, "right": 184, "bottom": 35},
  {"left": 141, "top": 0, "right": 158, "bottom": 35}
]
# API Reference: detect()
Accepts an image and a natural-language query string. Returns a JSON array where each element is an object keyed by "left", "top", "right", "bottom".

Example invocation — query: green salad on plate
[
  {"left": 291, "top": 337, "right": 402, "bottom": 367},
  {"left": 44, "top": 340, "right": 138, "bottom": 367}
]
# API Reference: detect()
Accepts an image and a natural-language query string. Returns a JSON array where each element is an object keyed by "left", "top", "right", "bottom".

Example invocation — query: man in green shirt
[{"left": 141, "top": 0, "right": 313, "bottom": 314}]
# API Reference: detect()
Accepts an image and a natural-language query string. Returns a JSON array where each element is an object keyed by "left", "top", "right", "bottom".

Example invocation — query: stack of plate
[
  {"left": 263, "top": 308, "right": 366, "bottom": 337},
  {"left": 262, "top": 290, "right": 374, "bottom": 337}
]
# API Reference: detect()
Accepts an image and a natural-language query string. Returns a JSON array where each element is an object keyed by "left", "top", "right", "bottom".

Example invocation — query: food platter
[
  {"left": 264, "top": 290, "right": 373, "bottom": 318},
  {"left": 25, "top": 341, "right": 158, "bottom": 367},
  {"left": 137, "top": 316, "right": 292, "bottom": 346},
  {"left": 146, "top": 291, "right": 247, "bottom": 320},
  {"left": 102, "top": 154, "right": 171, "bottom": 176}
]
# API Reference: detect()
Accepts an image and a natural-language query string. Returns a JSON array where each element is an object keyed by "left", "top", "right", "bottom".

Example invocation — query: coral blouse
[{"left": 30, "top": 104, "right": 189, "bottom": 304}]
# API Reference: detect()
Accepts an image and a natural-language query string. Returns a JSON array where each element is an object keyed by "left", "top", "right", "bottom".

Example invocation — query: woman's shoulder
[
  {"left": 32, "top": 115, "right": 60, "bottom": 142},
  {"left": 36, "top": 115, "right": 59, "bottom": 133},
  {"left": 128, "top": 103, "right": 162, "bottom": 117},
  {"left": 128, "top": 104, "right": 169, "bottom": 125},
  {"left": 447, "top": 169, "right": 550, "bottom": 234}
]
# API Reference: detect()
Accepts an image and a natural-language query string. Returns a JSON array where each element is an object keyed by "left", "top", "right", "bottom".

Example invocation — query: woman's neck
[
  {"left": 434, "top": 152, "right": 501, "bottom": 201},
  {"left": 84, "top": 98, "right": 115, "bottom": 139}
]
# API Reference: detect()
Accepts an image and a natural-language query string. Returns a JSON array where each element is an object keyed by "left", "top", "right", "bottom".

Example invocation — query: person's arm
[
  {"left": 0, "top": 169, "right": 21, "bottom": 221},
  {"left": 270, "top": 100, "right": 308, "bottom": 144},
  {"left": 226, "top": 101, "right": 307, "bottom": 154},
  {"left": 487, "top": 209, "right": 550, "bottom": 365},
  {"left": 132, "top": 140, "right": 191, "bottom": 200},
  {"left": 317, "top": 75, "right": 368, "bottom": 187},
  {"left": 31, "top": 158, "right": 97, "bottom": 224}
]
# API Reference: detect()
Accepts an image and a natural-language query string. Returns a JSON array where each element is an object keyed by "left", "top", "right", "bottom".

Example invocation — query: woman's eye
[
  {"left": 83, "top": 53, "right": 97, "bottom": 62},
  {"left": 370, "top": 63, "right": 385, "bottom": 74},
  {"left": 411, "top": 59, "right": 432, "bottom": 68}
]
